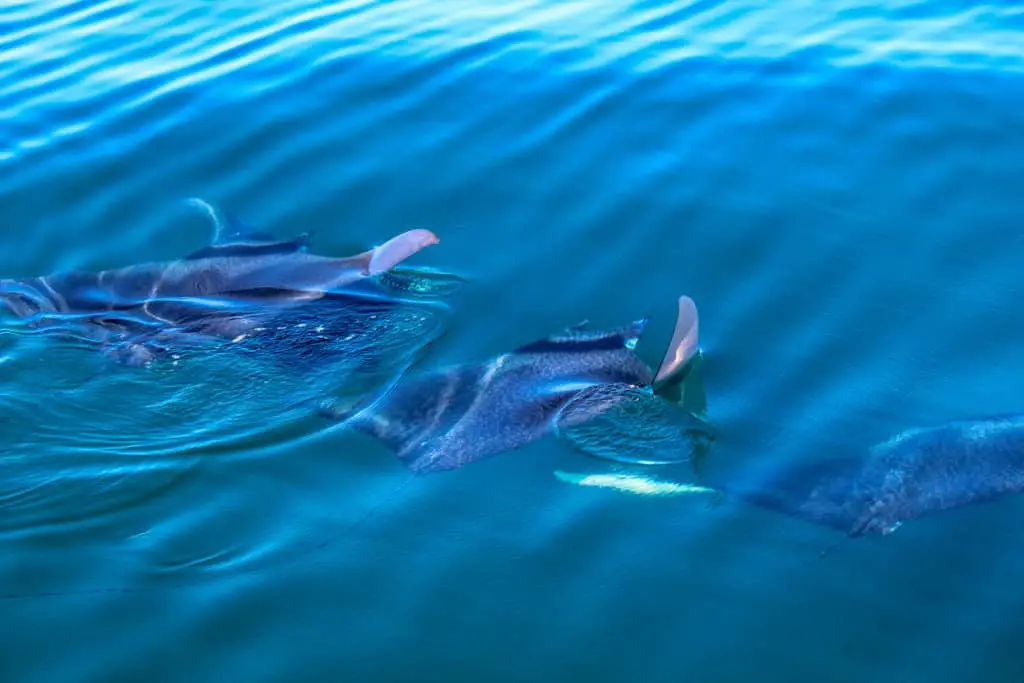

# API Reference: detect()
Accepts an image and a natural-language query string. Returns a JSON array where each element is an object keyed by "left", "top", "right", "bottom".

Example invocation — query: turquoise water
[{"left": 3, "top": 1, "right": 1024, "bottom": 680}]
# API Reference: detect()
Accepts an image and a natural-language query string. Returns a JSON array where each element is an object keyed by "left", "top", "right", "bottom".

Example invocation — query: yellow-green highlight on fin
[{"left": 554, "top": 470, "right": 715, "bottom": 497}]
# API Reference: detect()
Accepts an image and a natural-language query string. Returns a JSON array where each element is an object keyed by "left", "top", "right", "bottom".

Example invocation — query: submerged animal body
[
  {"left": 329, "top": 296, "right": 705, "bottom": 473},
  {"left": 726, "top": 415, "right": 1024, "bottom": 536},
  {"left": 571, "top": 414, "right": 1024, "bottom": 538},
  {"left": 0, "top": 200, "right": 444, "bottom": 366}
]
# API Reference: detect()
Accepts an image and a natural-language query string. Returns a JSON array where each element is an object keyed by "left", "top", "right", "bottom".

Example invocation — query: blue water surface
[{"left": 2, "top": 1, "right": 1024, "bottom": 681}]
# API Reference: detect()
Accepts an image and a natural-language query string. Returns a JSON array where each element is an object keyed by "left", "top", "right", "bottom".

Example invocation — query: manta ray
[
  {"left": 320, "top": 295, "right": 709, "bottom": 473},
  {"left": 0, "top": 199, "right": 448, "bottom": 368},
  {"left": 714, "top": 415, "right": 1024, "bottom": 536},
  {"left": 557, "top": 411, "right": 1024, "bottom": 538}
]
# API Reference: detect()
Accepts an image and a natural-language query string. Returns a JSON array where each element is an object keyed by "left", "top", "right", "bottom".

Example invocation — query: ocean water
[{"left": 2, "top": 0, "right": 1024, "bottom": 681}]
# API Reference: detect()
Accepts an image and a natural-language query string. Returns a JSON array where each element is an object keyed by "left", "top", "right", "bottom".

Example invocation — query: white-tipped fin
[
  {"left": 367, "top": 229, "right": 440, "bottom": 274},
  {"left": 654, "top": 295, "right": 700, "bottom": 384}
]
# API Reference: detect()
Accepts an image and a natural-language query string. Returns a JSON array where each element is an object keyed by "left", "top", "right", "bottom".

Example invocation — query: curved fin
[
  {"left": 365, "top": 229, "right": 440, "bottom": 275},
  {"left": 654, "top": 295, "right": 700, "bottom": 384}
]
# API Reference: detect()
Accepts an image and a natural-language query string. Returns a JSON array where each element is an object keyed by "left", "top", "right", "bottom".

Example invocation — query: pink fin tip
[
  {"left": 367, "top": 229, "right": 440, "bottom": 274},
  {"left": 654, "top": 295, "right": 700, "bottom": 384}
]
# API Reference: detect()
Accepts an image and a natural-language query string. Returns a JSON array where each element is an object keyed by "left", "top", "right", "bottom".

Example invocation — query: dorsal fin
[
  {"left": 182, "top": 197, "right": 313, "bottom": 259},
  {"left": 514, "top": 318, "right": 649, "bottom": 354}
]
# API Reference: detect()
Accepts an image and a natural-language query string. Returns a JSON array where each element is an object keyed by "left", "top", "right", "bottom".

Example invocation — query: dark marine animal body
[
  {"left": 556, "top": 413, "right": 1024, "bottom": 538},
  {"left": 323, "top": 295, "right": 705, "bottom": 473},
  {"left": 723, "top": 415, "right": 1024, "bottom": 536},
  {"left": 0, "top": 200, "right": 444, "bottom": 367}
]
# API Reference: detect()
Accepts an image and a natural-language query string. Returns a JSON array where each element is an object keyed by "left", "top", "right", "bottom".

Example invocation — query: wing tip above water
[
  {"left": 367, "top": 229, "right": 441, "bottom": 275},
  {"left": 654, "top": 294, "right": 700, "bottom": 385}
]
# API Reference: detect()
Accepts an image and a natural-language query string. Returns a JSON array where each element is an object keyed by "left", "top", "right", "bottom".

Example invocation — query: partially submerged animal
[
  {"left": 0, "top": 199, "right": 447, "bottom": 367},
  {"left": 721, "top": 415, "right": 1024, "bottom": 536},
  {"left": 321, "top": 295, "right": 709, "bottom": 473},
  {"left": 559, "top": 414, "right": 1024, "bottom": 538}
]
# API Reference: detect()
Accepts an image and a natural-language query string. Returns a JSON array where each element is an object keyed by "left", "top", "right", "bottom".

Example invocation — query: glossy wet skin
[
  {"left": 346, "top": 319, "right": 658, "bottom": 473},
  {"left": 0, "top": 209, "right": 442, "bottom": 366},
  {"left": 328, "top": 295, "right": 707, "bottom": 474}
]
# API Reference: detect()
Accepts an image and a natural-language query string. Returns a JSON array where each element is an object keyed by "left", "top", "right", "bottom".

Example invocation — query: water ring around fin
[{"left": 554, "top": 384, "right": 713, "bottom": 465}]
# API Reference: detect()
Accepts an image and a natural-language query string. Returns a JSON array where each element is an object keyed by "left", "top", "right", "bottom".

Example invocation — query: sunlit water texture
[{"left": 1, "top": 0, "right": 1024, "bottom": 682}]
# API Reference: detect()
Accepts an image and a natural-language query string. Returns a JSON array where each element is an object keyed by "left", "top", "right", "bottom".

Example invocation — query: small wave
[
  {"left": 0, "top": 280, "right": 454, "bottom": 539},
  {"left": 2, "top": 0, "right": 1021, "bottom": 168}
]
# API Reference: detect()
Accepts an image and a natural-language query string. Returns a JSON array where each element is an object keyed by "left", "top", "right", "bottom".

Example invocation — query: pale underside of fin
[
  {"left": 365, "top": 229, "right": 440, "bottom": 275},
  {"left": 553, "top": 470, "right": 714, "bottom": 497},
  {"left": 654, "top": 295, "right": 700, "bottom": 384}
]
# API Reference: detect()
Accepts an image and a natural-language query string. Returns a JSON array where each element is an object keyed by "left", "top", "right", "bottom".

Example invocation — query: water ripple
[
  {"left": 1, "top": 0, "right": 1024, "bottom": 679},
  {"left": 2, "top": 0, "right": 1022, "bottom": 165}
]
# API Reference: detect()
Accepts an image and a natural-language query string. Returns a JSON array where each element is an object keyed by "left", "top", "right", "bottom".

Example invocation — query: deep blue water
[{"left": 3, "top": 1, "right": 1024, "bottom": 681}]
